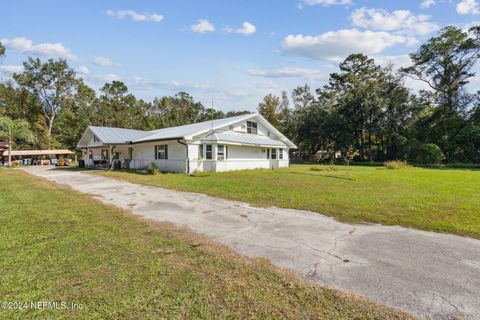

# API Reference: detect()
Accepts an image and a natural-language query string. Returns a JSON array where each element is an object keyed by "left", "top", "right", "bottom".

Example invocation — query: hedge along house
[{"left": 76, "top": 113, "right": 296, "bottom": 173}]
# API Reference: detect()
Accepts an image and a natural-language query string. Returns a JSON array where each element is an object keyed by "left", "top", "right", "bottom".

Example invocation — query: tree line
[
  {"left": 257, "top": 26, "right": 480, "bottom": 164},
  {"left": 0, "top": 53, "right": 250, "bottom": 151},
  {"left": 1, "top": 26, "right": 480, "bottom": 164}
]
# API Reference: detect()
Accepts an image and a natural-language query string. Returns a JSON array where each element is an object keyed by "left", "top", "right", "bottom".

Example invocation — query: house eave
[{"left": 131, "top": 137, "right": 184, "bottom": 144}]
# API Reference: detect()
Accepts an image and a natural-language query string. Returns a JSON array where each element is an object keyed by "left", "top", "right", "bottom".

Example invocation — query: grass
[
  {"left": 94, "top": 164, "right": 480, "bottom": 239},
  {"left": 0, "top": 169, "right": 413, "bottom": 319}
]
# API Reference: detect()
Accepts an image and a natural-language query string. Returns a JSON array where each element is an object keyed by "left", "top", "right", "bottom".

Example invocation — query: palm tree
[{"left": 0, "top": 116, "right": 37, "bottom": 167}]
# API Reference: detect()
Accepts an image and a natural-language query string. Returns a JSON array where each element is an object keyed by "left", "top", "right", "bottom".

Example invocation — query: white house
[{"left": 77, "top": 113, "right": 297, "bottom": 173}]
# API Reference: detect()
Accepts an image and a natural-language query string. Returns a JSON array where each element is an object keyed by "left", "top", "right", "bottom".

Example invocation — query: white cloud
[
  {"left": 253, "top": 80, "right": 279, "bottom": 89},
  {"left": 77, "top": 66, "right": 90, "bottom": 75},
  {"left": 300, "top": 0, "right": 352, "bottom": 7},
  {"left": 456, "top": 0, "right": 480, "bottom": 15},
  {"left": 106, "top": 10, "right": 163, "bottom": 22},
  {"left": 421, "top": 0, "right": 436, "bottom": 8},
  {"left": 247, "top": 67, "right": 325, "bottom": 79},
  {"left": 281, "top": 29, "right": 416, "bottom": 61},
  {"left": 92, "top": 56, "right": 113, "bottom": 67},
  {"left": 0, "top": 65, "right": 23, "bottom": 74},
  {"left": 88, "top": 73, "right": 121, "bottom": 83},
  {"left": 225, "top": 22, "right": 257, "bottom": 35},
  {"left": 190, "top": 19, "right": 215, "bottom": 33},
  {"left": 130, "top": 76, "right": 181, "bottom": 89},
  {"left": 351, "top": 8, "right": 438, "bottom": 35},
  {"left": 373, "top": 54, "right": 412, "bottom": 69},
  {"left": 1, "top": 37, "right": 76, "bottom": 60}
]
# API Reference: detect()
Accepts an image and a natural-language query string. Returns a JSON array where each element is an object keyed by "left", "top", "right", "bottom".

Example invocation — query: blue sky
[{"left": 1, "top": 0, "right": 480, "bottom": 112}]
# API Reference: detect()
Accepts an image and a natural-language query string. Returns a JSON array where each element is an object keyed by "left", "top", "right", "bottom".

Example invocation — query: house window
[
  {"left": 155, "top": 145, "right": 168, "bottom": 160},
  {"left": 267, "top": 149, "right": 270, "bottom": 159},
  {"left": 271, "top": 148, "right": 277, "bottom": 160},
  {"left": 93, "top": 135, "right": 100, "bottom": 143},
  {"left": 198, "top": 145, "right": 204, "bottom": 159},
  {"left": 279, "top": 149, "right": 284, "bottom": 159},
  {"left": 206, "top": 145, "right": 212, "bottom": 160},
  {"left": 247, "top": 121, "right": 257, "bottom": 134},
  {"left": 217, "top": 145, "right": 227, "bottom": 161},
  {"left": 89, "top": 150, "right": 93, "bottom": 159}
]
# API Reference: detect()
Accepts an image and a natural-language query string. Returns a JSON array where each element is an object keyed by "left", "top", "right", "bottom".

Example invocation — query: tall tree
[
  {"left": 322, "top": 54, "right": 385, "bottom": 160},
  {"left": 152, "top": 92, "right": 206, "bottom": 128},
  {"left": 0, "top": 116, "right": 36, "bottom": 166},
  {"left": 402, "top": 26, "right": 480, "bottom": 162},
  {"left": 98, "top": 81, "right": 136, "bottom": 128},
  {"left": 292, "top": 84, "right": 314, "bottom": 110},
  {"left": 13, "top": 58, "right": 78, "bottom": 147},
  {"left": 257, "top": 94, "right": 282, "bottom": 129},
  {"left": 0, "top": 41, "right": 5, "bottom": 57},
  {"left": 401, "top": 26, "right": 480, "bottom": 114},
  {"left": 55, "top": 82, "right": 98, "bottom": 149}
]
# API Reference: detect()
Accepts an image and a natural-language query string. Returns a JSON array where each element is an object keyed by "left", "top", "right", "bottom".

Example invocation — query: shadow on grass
[{"left": 288, "top": 171, "right": 356, "bottom": 181}]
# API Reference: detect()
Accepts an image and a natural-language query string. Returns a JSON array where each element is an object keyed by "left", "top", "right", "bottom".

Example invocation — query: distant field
[
  {"left": 0, "top": 169, "right": 412, "bottom": 319},
  {"left": 95, "top": 164, "right": 480, "bottom": 239}
]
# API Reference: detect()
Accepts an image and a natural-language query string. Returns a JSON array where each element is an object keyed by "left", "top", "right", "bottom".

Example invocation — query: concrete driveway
[{"left": 24, "top": 167, "right": 480, "bottom": 320}]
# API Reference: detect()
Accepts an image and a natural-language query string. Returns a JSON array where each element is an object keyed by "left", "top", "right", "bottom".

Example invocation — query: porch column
[
  {"left": 86, "top": 147, "right": 90, "bottom": 166},
  {"left": 109, "top": 145, "right": 113, "bottom": 165}
]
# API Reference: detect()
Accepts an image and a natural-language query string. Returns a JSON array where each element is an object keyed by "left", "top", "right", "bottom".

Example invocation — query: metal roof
[
  {"left": 201, "top": 131, "right": 286, "bottom": 147},
  {"left": 2, "top": 149, "right": 73, "bottom": 156},
  {"left": 89, "top": 126, "right": 152, "bottom": 144},
  {"left": 132, "top": 113, "right": 255, "bottom": 143},
  {"left": 78, "top": 113, "right": 297, "bottom": 149}
]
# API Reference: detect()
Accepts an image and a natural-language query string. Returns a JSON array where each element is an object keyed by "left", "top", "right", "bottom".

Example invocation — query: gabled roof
[
  {"left": 89, "top": 126, "right": 151, "bottom": 144},
  {"left": 77, "top": 113, "right": 297, "bottom": 149},
  {"left": 132, "top": 113, "right": 254, "bottom": 143},
  {"left": 201, "top": 131, "right": 286, "bottom": 147}
]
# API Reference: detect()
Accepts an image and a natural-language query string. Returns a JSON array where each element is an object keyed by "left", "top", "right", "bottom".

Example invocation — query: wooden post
[
  {"left": 8, "top": 139, "right": 12, "bottom": 167},
  {"left": 109, "top": 145, "right": 113, "bottom": 168}
]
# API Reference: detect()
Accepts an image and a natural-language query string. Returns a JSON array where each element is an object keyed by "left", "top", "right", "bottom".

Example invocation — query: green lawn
[
  {"left": 0, "top": 169, "right": 412, "bottom": 319},
  {"left": 94, "top": 164, "right": 480, "bottom": 239}
]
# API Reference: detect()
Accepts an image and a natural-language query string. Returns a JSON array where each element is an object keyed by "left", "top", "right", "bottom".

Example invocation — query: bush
[
  {"left": 384, "top": 160, "right": 410, "bottom": 170},
  {"left": 149, "top": 162, "right": 159, "bottom": 175},
  {"left": 407, "top": 143, "right": 445, "bottom": 165}
]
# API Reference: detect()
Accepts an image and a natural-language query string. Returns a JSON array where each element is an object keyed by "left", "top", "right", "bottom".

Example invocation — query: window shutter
[
  {"left": 165, "top": 145, "right": 168, "bottom": 160},
  {"left": 226, "top": 146, "right": 228, "bottom": 160},
  {"left": 154, "top": 145, "right": 158, "bottom": 160}
]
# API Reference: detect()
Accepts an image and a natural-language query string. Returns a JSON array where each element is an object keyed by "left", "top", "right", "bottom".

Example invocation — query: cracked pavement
[{"left": 25, "top": 167, "right": 480, "bottom": 320}]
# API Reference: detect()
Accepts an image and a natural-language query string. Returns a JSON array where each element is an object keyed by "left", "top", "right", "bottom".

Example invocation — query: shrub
[
  {"left": 190, "top": 171, "right": 211, "bottom": 177},
  {"left": 149, "top": 162, "right": 159, "bottom": 175},
  {"left": 407, "top": 143, "right": 445, "bottom": 165},
  {"left": 384, "top": 160, "right": 410, "bottom": 170}
]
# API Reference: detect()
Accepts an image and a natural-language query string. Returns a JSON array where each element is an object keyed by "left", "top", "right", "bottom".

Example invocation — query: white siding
[
  {"left": 191, "top": 144, "right": 289, "bottom": 173},
  {"left": 129, "top": 140, "right": 187, "bottom": 173},
  {"left": 214, "top": 119, "right": 278, "bottom": 140},
  {"left": 80, "top": 130, "right": 103, "bottom": 148}
]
